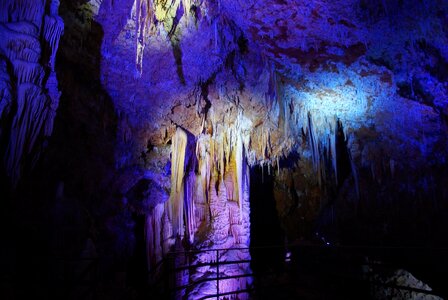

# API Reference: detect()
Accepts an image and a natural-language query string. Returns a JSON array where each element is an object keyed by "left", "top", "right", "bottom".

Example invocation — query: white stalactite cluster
[
  {"left": 168, "top": 127, "right": 189, "bottom": 239},
  {"left": 134, "top": 0, "right": 154, "bottom": 76},
  {"left": 145, "top": 123, "right": 252, "bottom": 296},
  {"left": 132, "top": 0, "right": 195, "bottom": 76},
  {"left": 0, "top": 0, "right": 64, "bottom": 187},
  {"left": 255, "top": 73, "right": 362, "bottom": 192}
]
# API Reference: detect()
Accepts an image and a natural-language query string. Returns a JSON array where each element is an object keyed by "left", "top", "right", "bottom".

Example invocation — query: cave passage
[{"left": 249, "top": 165, "right": 285, "bottom": 272}]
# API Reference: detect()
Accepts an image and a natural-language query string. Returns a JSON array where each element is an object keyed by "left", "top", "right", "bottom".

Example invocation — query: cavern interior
[{"left": 2, "top": 0, "right": 448, "bottom": 299}]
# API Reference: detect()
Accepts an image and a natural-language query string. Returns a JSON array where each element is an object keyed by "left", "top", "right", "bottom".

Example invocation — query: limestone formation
[{"left": 0, "top": 0, "right": 63, "bottom": 186}]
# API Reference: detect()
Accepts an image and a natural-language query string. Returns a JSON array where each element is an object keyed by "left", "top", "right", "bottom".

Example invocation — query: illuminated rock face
[
  {"left": 145, "top": 126, "right": 252, "bottom": 297},
  {"left": 58, "top": 0, "right": 447, "bottom": 293},
  {"left": 2, "top": 0, "right": 448, "bottom": 298},
  {"left": 87, "top": 0, "right": 448, "bottom": 179}
]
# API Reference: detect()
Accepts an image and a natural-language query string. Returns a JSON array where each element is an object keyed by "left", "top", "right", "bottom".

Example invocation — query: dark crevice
[
  {"left": 336, "top": 120, "right": 352, "bottom": 190},
  {"left": 250, "top": 165, "right": 284, "bottom": 272},
  {"left": 171, "top": 39, "right": 186, "bottom": 85},
  {"left": 199, "top": 72, "right": 218, "bottom": 118}
]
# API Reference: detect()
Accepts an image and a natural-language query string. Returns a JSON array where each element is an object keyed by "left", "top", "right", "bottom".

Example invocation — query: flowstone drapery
[{"left": 0, "top": 0, "right": 63, "bottom": 187}]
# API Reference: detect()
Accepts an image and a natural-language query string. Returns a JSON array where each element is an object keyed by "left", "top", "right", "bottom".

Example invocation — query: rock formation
[
  {"left": 0, "top": 0, "right": 63, "bottom": 187},
  {"left": 2, "top": 0, "right": 448, "bottom": 298}
]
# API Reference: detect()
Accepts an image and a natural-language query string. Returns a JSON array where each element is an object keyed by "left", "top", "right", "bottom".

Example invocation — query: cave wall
[
  {"left": 88, "top": 0, "right": 448, "bottom": 247},
  {"left": 1, "top": 0, "right": 448, "bottom": 298}
]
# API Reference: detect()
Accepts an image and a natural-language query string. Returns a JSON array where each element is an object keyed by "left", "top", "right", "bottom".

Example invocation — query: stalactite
[
  {"left": 163, "top": 118, "right": 252, "bottom": 298},
  {"left": 7, "top": 0, "right": 46, "bottom": 30},
  {"left": 349, "top": 150, "right": 360, "bottom": 200},
  {"left": 4, "top": 21, "right": 39, "bottom": 36},
  {"left": 184, "top": 171, "right": 196, "bottom": 244},
  {"left": 162, "top": 206, "right": 174, "bottom": 254},
  {"left": 13, "top": 60, "right": 45, "bottom": 85},
  {"left": 145, "top": 202, "right": 164, "bottom": 272},
  {"left": 330, "top": 121, "right": 337, "bottom": 185},
  {"left": 220, "top": 132, "right": 225, "bottom": 182},
  {"left": 44, "top": 71, "right": 61, "bottom": 135},
  {"left": 9, "top": 48, "right": 40, "bottom": 63},
  {"left": 224, "top": 128, "right": 231, "bottom": 166},
  {"left": 284, "top": 97, "right": 289, "bottom": 136},
  {"left": 5, "top": 84, "right": 50, "bottom": 185},
  {"left": 225, "top": 165, "right": 236, "bottom": 202},
  {"left": 43, "top": 0, "right": 64, "bottom": 72},
  {"left": 135, "top": 0, "right": 154, "bottom": 76},
  {"left": 0, "top": 60, "right": 12, "bottom": 121},
  {"left": 169, "top": 127, "right": 188, "bottom": 238},
  {"left": 235, "top": 134, "right": 244, "bottom": 218},
  {"left": 307, "top": 112, "right": 320, "bottom": 176},
  {"left": 182, "top": 0, "right": 191, "bottom": 21},
  {"left": 0, "top": 1, "right": 63, "bottom": 186},
  {"left": 196, "top": 135, "right": 208, "bottom": 204},
  {"left": 0, "top": 25, "right": 41, "bottom": 60}
]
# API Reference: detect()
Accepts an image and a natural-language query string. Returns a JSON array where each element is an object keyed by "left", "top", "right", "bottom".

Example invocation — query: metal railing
[
  {"left": 166, "top": 247, "right": 252, "bottom": 299},
  {"left": 149, "top": 244, "right": 448, "bottom": 299}
]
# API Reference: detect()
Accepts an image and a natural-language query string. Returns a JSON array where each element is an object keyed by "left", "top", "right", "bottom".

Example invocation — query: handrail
[
  {"left": 157, "top": 243, "right": 448, "bottom": 299},
  {"left": 174, "top": 273, "right": 253, "bottom": 291},
  {"left": 166, "top": 247, "right": 252, "bottom": 299},
  {"left": 167, "top": 243, "right": 448, "bottom": 255},
  {"left": 198, "top": 288, "right": 254, "bottom": 300},
  {"left": 168, "top": 259, "right": 252, "bottom": 272}
]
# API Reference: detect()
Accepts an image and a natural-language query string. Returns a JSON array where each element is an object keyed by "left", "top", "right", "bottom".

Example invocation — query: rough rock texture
[
  {"left": 2, "top": 0, "right": 448, "bottom": 298},
  {"left": 85, "top": 0, "right": 448, "bottom": 296},
  {"left": 372, "top": 269, "right": 443, "bottom": 300}
]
